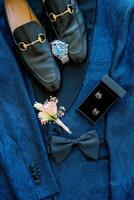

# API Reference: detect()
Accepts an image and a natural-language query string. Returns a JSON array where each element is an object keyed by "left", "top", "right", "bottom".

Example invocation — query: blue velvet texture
[{"left": 0, "top": 0, "right": 134, "bottom": 200}]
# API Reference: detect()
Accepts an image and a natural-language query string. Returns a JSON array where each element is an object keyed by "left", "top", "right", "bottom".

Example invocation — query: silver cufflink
[
  {"left": 92, "top": 108, "right": 100, "bottom": 116},
  {"left": 95, "top": 91, "right": 103, "bottom": 99}
]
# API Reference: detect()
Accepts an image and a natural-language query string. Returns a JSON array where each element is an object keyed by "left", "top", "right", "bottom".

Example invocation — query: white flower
[{"left": 34, "top": 102, "right": 43, "bottom": 111}]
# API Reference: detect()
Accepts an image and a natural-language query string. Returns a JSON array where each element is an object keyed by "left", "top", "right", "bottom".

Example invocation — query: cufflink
[
  {"left": 78, "top": 75, "right": 127, "bottom": 124},
  {"left": 92, "top": 108, "right": 100, "bottom": 116},
  {"left": 95, "top": 91, "right": 103, "bottom": 99}
]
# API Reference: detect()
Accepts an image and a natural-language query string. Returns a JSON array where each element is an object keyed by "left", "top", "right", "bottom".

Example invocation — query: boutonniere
[{"left": 34, "top": 96, "right": 72, "bottom": 134}]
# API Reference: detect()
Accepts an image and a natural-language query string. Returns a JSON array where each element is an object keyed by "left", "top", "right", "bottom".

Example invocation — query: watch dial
[{"left": 52, "top": 41, "right": 68, "bottom": 58}]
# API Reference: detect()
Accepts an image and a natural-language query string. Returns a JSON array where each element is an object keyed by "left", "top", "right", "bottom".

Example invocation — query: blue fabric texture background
[{"left": 0, "top": 0, "right": 134, "bottom": 200}]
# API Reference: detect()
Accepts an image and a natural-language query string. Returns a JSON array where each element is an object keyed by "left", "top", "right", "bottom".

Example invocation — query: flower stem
[{"left": 55, "top": 119, "right": 72, "bottom": 134}]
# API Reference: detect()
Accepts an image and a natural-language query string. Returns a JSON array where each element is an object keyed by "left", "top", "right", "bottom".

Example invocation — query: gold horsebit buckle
[
  {"left": 18, "top": 33, "right": 46, "bottom": 51},
  {"left": 49, "top": 4, "right": 74, "bottom": 22}
]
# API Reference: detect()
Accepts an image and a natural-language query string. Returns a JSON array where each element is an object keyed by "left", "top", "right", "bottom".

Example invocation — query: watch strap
[{"left": 61, "top": 55, "right": 69, "bottom": 64}]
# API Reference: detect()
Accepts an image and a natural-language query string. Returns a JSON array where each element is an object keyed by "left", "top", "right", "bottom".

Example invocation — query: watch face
[{"left": 51, "top": 40, "right": 68, "bottom": 58}]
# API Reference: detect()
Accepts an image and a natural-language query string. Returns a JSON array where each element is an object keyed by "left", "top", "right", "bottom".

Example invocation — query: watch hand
[{"left": 56, "top": 45, "right": 60, "bottom": 50}]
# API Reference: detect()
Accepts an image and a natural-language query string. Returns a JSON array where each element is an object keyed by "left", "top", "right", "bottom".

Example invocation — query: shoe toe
[
  {"left": 47, "top": 80, "right": 61, "bottom": 92},
  {"left": 44, "top": 72, "right": 61, "bottom": 92}
]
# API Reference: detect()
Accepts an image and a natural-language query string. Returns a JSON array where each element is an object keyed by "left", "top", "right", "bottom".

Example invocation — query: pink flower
[
  {"left": 34, "top": 97, "right": 72, "bottom": 134},
  {"left": 42, "top": 101, "right": 58, "bottom": 116}
]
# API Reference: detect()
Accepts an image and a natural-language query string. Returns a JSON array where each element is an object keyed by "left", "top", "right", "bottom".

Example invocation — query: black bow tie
[{"left": 48, "top": 130, "right": 99, "bottom": 164}]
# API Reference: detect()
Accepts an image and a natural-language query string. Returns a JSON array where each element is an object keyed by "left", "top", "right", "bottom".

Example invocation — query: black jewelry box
[{"left": 78, "top": 75, "right": 127, "bottom": 124}]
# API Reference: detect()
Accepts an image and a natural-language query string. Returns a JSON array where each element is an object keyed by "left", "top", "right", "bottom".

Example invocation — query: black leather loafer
[
  {"left": 4, "top": 0, "right": 61, "bottom": 92},
  {"left": 44, "top": 0, "right": 87, "bottom": 63}
]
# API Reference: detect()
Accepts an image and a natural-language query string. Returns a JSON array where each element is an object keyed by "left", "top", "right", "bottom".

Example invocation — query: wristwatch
[{"left": 51, "top": 40, "right": 69, "bottom": 64}]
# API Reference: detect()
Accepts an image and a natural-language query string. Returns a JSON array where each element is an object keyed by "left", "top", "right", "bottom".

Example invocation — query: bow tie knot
[
  {"left": 48, "top": 130, "right": 99, "bottom": 164},
  {"left": 68, "top": 138, "right": 81, "bottom": 145}
]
